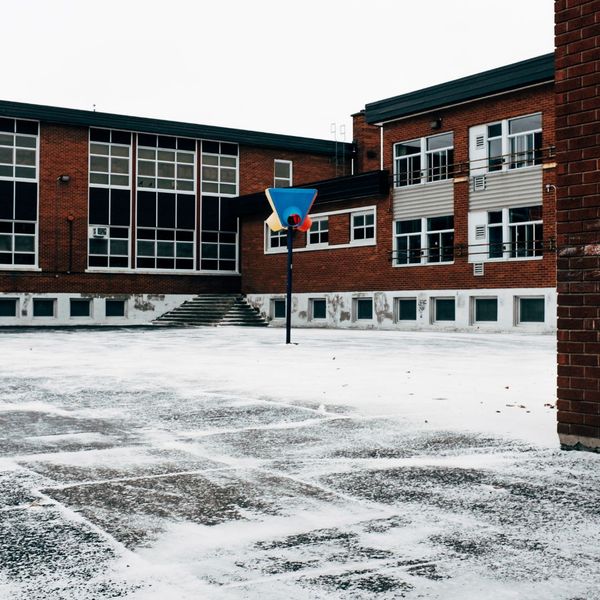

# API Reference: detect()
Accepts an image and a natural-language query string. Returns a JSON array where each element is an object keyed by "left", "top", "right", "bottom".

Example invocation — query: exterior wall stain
[
  {"left": 374, "top": 291, "right": 393, "bottom": 324},
  {"left": 134, "top": 295, "right": 155, "bottom": 311}
]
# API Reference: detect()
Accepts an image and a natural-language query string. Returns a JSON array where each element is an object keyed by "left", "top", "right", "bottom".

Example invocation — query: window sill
[
  {"left": 394, "top": 261, "right": 454, "bottom": 268},
  {"left": 0, "top": 266, "right": 41, "bottom": 272},
  {"left": 394, "top": 179, "right": 454, "bottom": 190},
  {"left": 86, "top": 268, "right": 239, "bottom": 276},
  {"left": 265, "top": 240, "right": 376, "bottom": 255}
]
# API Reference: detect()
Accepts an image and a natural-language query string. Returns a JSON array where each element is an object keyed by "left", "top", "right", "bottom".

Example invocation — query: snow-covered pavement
[{"left": 0, "top": 327, "right": 598, "bottom": 599}]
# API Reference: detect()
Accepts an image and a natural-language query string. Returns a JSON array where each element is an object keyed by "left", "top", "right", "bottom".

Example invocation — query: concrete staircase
[{"left": 153, "top": 294, "right": 269, "bottom": 327}]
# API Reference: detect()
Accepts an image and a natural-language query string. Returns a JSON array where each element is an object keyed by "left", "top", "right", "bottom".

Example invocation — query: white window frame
[
  {"left": 265, "top": 224, "right": 288, "bottom": 253},
  {"left": 483, "top": 206, "right": 543, "bottom": 262},
  {"left": 351, "top": 210, "right": 376, "bottom": 244},
  {"left": 515, "top": 296, "right": 545, "bottom": 326},
  {"left": 393, "top": 215, "right": 454, "bottom": 266},
  {"left": 274, "top": 159, "right": 293, "bottom": 188},
  {"left": 307, "top": 216, "right": 329, "bottom": 247},
  {"left": 137, "top": 143, "right": 195, "bottom": 193},
  {"left": 90, "top": 136, "right": 131, "bottom": 189},
  {"left": 32, "top": 298, "right": 56, "bottom": 318},
  {"left": 0, "top": 118, "right": 40, "bottom": 271},
  {"left": 471, "top": 296, "right": 498, "bottom": 325},
  {"left": 201, "top": 141, "right": 238, "bottom": 197},
  {"left": 394, "top": 132, "right": 454, "bottom": 187},
  {"left": 394, "top": 297, "right": 417, "bottom": 322},
  {"left": 69, "top": 298, "right": 93, "bottom": 319},
  {"left": 431, "top": 297, "right": 455, "bottom": 324},
  {"left": 474, "top": 113, "right": 542, "bottom": 175}
]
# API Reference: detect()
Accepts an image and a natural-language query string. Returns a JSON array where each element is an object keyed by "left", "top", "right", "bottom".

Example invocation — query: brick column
[{"left": 555, "top": 0, "right": 600, "bottom": 451}]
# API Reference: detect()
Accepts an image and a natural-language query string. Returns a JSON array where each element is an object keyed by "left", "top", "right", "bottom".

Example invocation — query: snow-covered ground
[{"left": 0, "top": 327, "right": 598, "bottom": 599}]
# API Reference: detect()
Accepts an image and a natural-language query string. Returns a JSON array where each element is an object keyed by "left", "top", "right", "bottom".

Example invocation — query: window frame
[
  {"left": 307, "top": 216, "right": 329, "bottom": 247},
  {"left": 70, "top": 298, "right": 92, "bottom": 319},
  {"left": 309, "top": 298, "right": 327, "bottom": 321},
  {"left": 395, "top": 297, "right": 417, "bottom": 322},
  {"left": 353, "top": 297, "right": 373, "bottom": 321},
  {"left": 274, "top": 160, "right": 293, "bottom": 188},
  {"left": 0, "top": 297, "right": 18, "bottom": 318},
  {"left": 393, "top": 215, "right": 454, "bottom": 266},
  {"left": 350, "top": 209, "right": 376, "bottom": 244},
  {"left": 432, "top": 297, "right": 456, "bottom": 323},
  {"left": 516, "top": 296, "right": 545, "bottom": 325},
  {"left": 32, "top": 298, "right": 56, "bottom": 318},
  {"left": 271, "top": 298, "right": 286, "bottom": 320},
  {"left": 394, "top": 132, "right": 454, "bottom": 187},
  {"left": 472, "top": 296, "right": 498, "bottom": 324}
]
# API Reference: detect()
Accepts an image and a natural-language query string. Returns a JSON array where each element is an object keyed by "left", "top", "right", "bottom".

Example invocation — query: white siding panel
[
  {"left": 393, "top": 180, "right": 454, "bottom": 220},
  {"left": 469, "top": 167, "right": 542, "bottom": 211}
]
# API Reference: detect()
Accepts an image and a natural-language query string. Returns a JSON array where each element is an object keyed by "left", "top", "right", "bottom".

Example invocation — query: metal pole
[{"left": 286, "top": 226, "right": 293, "bottom": 344}]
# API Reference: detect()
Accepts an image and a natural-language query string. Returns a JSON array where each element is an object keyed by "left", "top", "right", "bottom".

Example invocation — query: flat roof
[
  {"left": 0, "top": 99, "right": 353, "bottom": 157},
  {"left": 364, "top": 53, "right": 554, "bottom": 124}
]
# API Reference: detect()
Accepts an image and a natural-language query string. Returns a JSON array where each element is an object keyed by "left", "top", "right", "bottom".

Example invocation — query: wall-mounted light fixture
[
  {"left": 57, "top": 174, "right": 70, "bottom": 183},
  {"left": 430, "top": 117, "right": 442, "bottom": 130}
]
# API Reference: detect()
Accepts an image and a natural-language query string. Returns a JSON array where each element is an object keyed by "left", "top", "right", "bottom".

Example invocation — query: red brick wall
[
  {"left": 555, "top": 0, "right": 600, "bottom": 449},
  {"left": 241, "top": 85, "right": 557, "bottom": 295},
  {"left": 1, "top": 126, "right": 345, "bottom": 296},
  {"left": 353, "top": 112, "right": 381, "bottom": 173}
]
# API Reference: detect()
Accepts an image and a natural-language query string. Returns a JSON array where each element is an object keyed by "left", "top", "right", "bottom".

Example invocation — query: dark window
[
  {"left": 0, "top": 180, "right": 14, "bottom": 219},
  {"left": 90, "top": 128, "right": 111, "bottom": 142},
  {"left": 157, "top": 193, "right": 176, "bottom": 228},
  {"left": 435, "top": 298, "right": 455, "bottom": 321},
  {"left": 201, "top": 196, "right": 219, "bottom": 230},
  {"left": 475, "top": 298, "right": 498, "bottom": 322},
  {"left": 89, "top": 188, "right": 110, "bottom": 224},
  {"left": 202, "top": 141, "right": 219, "bottom": 154},
  {"left": 273, "top": 299, "right": 286, "bottom": 319},
  {"left": 106, "top": 300, "right": 125, "bottom": 317},
  {"left": 177, "top": 194, "right": 195, "bottom": 229},
  {"left": 111, "top": 131, "right": 131, "bottom": 145},
  {"left": 356, "top": 298, "right": 373, "bottom": 320},
  {"left": 0, "top": 298, "right": 17, "bottom": 317},
  {"left": 158, "top": 135, "right": 176, "bottom": 149},
  {"left": 33, "top": 299, "right": 55, "bottom": 317},
  {"left": 178, "top": 138, "right": 196, "bottom": 151},
  {"left": 520, "top": 298, "right": 545, "bottom": 323},
  {"left": 70, "top": 299, "right": 91, "bottom": 317},
  {"left": 138, "top": 134, "right": 157, "bottom": 147},
  {"left": 110, "top": 189, "right": 130, "bottom": 225},
  {"left": 398, "top": 298, "right": 417, "bottom": 321},
  {"left": 0, "top": 118, "right": 14, "bottom": 133},
  {"left": 14, "top": 182, "right": 37, "bottom": 221},
  {"left": 312, "top": 299, "right": 326, "bottom": 319},
  {"left": 221, "top": 143, "right": 238, "bottom": 156},
  {"left": 137, "top": 192, "right": 156, "bottom": 227}
]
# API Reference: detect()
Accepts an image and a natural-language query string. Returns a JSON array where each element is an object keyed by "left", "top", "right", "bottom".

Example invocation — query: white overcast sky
[{"left": 3, "top": 0, "right": 554, "bottom": 141}]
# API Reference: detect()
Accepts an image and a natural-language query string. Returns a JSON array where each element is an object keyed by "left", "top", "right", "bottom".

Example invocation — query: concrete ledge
[{"left": 559, "top": 434, "right": 600, "bottom": 454}]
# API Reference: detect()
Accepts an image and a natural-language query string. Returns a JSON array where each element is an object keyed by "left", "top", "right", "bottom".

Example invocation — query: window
[
  {"left": 135, "top": 136, "right": 196, "bottom": 270},
  {"left": 394, "top": 132, "right": 454, "bottom": 186},
  {"left": 310, "top": 298, "right": 326, "bottom": 320},
  {"left": 396, "top": 298, "right": 417, "bottom": 321},
  {"left": 33, "top": 299, "right": 55, "bottom": 317},
  {"left": 471, "top": 113, "right": 542, "bottom": 174},
  {"left": 478, "top": 205, "right": 543, "bottom": 261},
  {"left": 434, "top": 298, "right": 455, "bottom": 322},
  {"left": 272, "top": 298, "right": 286, "bottom": 319},
  {"left": 274, "top": 160, "right": 292, "bottom": 188},
  {"left": 308, "top": 217, "right": 328, "bottom": 246},
  {"left": 351, "top": 210, "right": 375, "bottom": 243},
  {"left": 90, "top": 129, "right": 131, "bottom": 187},
  {"left": 474, "top": 298, "right": 498, "bottom": 322},
  {"left": 354, "top": 297, "right": 373, "bottom": 320},
  {"left": 137, "top": 134, "right": 195, "bottom": 192},
  {"left": 0, "top": 118, "right": 38, "bottom": 268},
  {"left": 70, "top": 299, "right": 91, "bottom": 318},
  {"left": 266, "top": 225, "right": 287, "bottom": 251},
  {"left": 518, "top": 297, "right": 545, "bottom": 323},
  {"left": 0, "top": 298, "right": 17, "bottom": 317},
  {"left": 106, "top": 299, "right": 125, "bottom": 317},
  {"left": 394, "top": 215, "right": 454, "bottom": 265},
  {"left": 201, "top": 141, "right": 238, "bottom": 196}
]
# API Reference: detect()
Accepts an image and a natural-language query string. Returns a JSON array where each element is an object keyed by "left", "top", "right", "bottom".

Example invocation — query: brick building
[
  {"left": 0, "top": 101, "right": 350, "bottom": 324},
  {"left": 241, "top": 54, "right": 558, "bottom": 333},
  {"left": 555, "top": 0, "right": 600, "bottom": 451}
]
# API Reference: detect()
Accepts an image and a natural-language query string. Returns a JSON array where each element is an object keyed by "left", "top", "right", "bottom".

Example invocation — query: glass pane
[
  {"left": 395, "top": 140, "right": 420, "bottom": 156},
  {"left": 274, "top": 161, "right": 291, "bottom": 177},
  {"left": 177, "top": 165, "right": 193, "bottom": 179},
  {"left": 202, "top": 243, "right": 218, "bottom": 258},
  {"left": 219, "top": 243, "right": 235, "bottom": 259},
  {"left": 221, "top": 156, "right": 237, "bottom": 167},
  {"left": 0, "top": 147, "right": 13, "bottom": 164},
  {"left": 427, "top": 215, "right": 453, "bottom": 231},
  {"left": 0, "top": 299, "right": 17, "bottom": 317},
  {"left": 221, "top": 168, "right": 236, "bottom": 183},
  {"left": 110, "top": 175, "right": 129, "bottom": 187},
  {"left": 398, "top": 299, "right": 417, "bottom": 320},
  {"left": 137, "top": 240, "right": 155, "bottom": 256},
  {"left": 202, "top": 166, "right": 218, "bottom": 181},
  {"left": 89, "top": 239, "right": 108, "bottom": 254},
  {"left": 274, "top": 300, "right": 286, "bottom": 319},
  {"left": 177, "top": 152, "right": 194, "bottom": 163},
  {"left": 138, "top": 148, "right": 155, "bottom": 159},
  {"left": 157, "top": 150, "right": 175, "bottom": 161},
  {"left": 15, "top": 149, "right": 35, "bottom": 166},
  {"left": 90, "top": 143, "right": 109, "bottom": 155},
  {"left": 202, "top": 154, "right": 218, "bottom": 165},
  {"left": 0, "top": 235, "right": 11, "bottom": 251},
  {"left": 14, "top": 235, "right": 34, "bottom": 252},
  {"left": 397, "top": 219, "right": 421, "bottom": 235},
  {"left": 427, "top": 132, "right": 453, "bottom": 151},
  {"left": 509, "top": 114, "right": 541, "bottom": 134},
  {"left": 111, "top": 157, "right": 129, "bottom": 174},
  {"left": 435, "top": 299, "right": 455, "bottom": 321},
  {"left": 487, "top": 123, "right": 502, "bottom": 138},
  {"left": 0, "top": 134, "right": 14, "bottom": 146},
  {"left": 157, "top": 241, "right": 174, "bottom": 257},
  {"left": 15, "top": 167, "right": 35, "bottom": 179},
  {"left": 90, "top": 173, "right": 109, "bottom": 185},
  {"left": 106, "top": 300, "right": 125, "bottom": 317},
  {"left": 312, "top": 299, "right": 326, "bottom": 319},
  {"left": 489, "top": 226, "right": 503, "bottom": 258},
  {"left": 33, "top": 299, "right": 54, "bottom": 317},
  {"left": 70, "top": 299, "right": 90, "bottom": 317},
  {"left": 488, "top": 211, "right": 502, "bottom": 224},
  {"left": 220, "top": 183, "right": 237, "bottom": 195},
  {"left": 138, "top": 161, "right": 155, "bottom": 176},
  {"left": 111, "top": 145, "right": 129, "bottom": 157},
  {"left": 90, "top": 156, "right": 109, "bottom": 172},
  {"left": 157, "top": 162, "right": 175, "bottom": 178},
  {"left": 356, "top": 298, "right": 373, "bottom": 320},
  {"left": 110, "top": 239, "right": 128, "bottom": 255},
  {"left": 475, "top": 298, "right": 498, "bottom": 321},
  {"left": 520, "top": 298, "right": 545, "bottom": 322}
]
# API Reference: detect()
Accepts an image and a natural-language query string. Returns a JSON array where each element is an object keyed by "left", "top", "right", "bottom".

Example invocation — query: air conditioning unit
[{"left": 91, "top": 227, "right": 108, "bottom": 239}]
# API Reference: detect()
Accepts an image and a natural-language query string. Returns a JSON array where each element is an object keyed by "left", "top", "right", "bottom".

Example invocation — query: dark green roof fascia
[
  {"left": 0, "top": 99, "right": 352, "bottom": 157},
  {"left": 365, "top": 53, "right": 554, "bottom": 124}
]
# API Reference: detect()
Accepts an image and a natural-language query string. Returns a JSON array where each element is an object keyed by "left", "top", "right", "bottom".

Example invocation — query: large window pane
[{"left": 520, "top": 298, "right": 545, "bottom": 323}]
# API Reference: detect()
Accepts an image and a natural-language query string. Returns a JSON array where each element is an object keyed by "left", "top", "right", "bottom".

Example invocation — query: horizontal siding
[
  {"left": 469, "top": 167, "right": 542, "bottom": 211},
  {"left": 393, "top": 180, "right": 454, "bottom": 219}
]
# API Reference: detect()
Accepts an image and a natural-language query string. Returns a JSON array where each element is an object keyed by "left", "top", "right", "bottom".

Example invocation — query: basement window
[
  {"left": 106, "top": 299, "right": 125, "bottom": 317},
  {"left": 0, "top": 298, "right": 17, "bottom": 317},
  {"left": 272, "top": 298, "right": 286, "bottom": 319},
  {"left": 70, "top": 299, "right": 91, "bottom": 318},
  {"left": 33, "top": 299, "right": 55, "bottom": 318}
]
